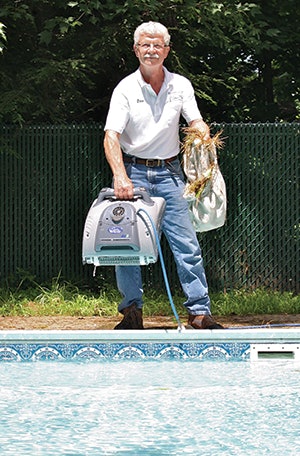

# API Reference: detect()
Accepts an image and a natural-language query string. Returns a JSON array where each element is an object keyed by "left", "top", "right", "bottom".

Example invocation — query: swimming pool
[{"left": 0, "top": 358, "right": 299, "bottom": 455}]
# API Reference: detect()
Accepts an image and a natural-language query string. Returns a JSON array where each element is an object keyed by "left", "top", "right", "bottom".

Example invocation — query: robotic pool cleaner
[{"left": 82, "top": 187, "right": 166, "bottom": 268}]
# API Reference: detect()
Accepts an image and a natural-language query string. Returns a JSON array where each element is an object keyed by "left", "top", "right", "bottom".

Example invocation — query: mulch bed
[{"left": 1, "top": 314, "right": 299, "bottom": 330}]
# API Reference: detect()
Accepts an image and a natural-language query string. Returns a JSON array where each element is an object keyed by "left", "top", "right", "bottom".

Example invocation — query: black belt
[{"left": 123, "top": 155, "right": 177, "bottom": 167}]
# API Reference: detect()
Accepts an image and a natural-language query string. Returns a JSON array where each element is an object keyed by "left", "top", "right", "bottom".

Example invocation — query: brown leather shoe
[
  {"left": 114, "top": 303, "right": 144, "bottom": 330},
  {"left": 188, "top": 314, "right": 224, "bottom": 329}
]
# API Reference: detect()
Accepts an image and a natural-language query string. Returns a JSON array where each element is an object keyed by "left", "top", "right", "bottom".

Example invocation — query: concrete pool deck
[{"left": 0, "top": 327, "right": 299, "bottom": 362}]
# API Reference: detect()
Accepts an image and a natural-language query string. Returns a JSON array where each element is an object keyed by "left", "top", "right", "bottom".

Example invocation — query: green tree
[
  {"left": 233, "top": 0, "right": 300, "bottom": 122},
  {"left": 0, "top": 0, "right": 299, "bottom": 124}
]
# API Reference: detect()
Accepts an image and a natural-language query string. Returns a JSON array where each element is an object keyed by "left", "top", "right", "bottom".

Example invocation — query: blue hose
[
  {"left": 228, "top": 323, "right": 300, "bottom": 330},
  {"left": 137, "top": 208, "right": 184, "bottom": 331}
]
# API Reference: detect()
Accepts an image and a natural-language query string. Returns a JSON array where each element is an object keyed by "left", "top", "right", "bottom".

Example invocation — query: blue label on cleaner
[{"left": 108, "top": 226, "right": 123, "bottom": 234}]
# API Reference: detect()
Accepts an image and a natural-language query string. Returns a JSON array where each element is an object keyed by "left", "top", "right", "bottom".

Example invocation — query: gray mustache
[{"left": 144, "top": 54, "right": 159, "bottom": 59}]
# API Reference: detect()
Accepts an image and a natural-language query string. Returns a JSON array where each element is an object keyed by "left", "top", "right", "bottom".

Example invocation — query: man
[{"left": 103, "top": 21, "right": 223, "bottom": 330}]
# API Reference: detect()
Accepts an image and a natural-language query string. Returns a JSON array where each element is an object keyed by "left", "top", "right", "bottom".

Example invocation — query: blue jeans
[{"left": 115, "top": 159, "right": 211, "bottom": 316}]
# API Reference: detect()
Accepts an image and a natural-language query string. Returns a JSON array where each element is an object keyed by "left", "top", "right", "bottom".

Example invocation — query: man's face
[{"left": 133, "top": 33, "right": 170, "bottom": 67}]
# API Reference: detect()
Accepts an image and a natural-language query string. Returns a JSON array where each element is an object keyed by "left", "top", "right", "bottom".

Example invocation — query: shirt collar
[{"left": 136, "top": 66, "right": 172, "bottom": 90}]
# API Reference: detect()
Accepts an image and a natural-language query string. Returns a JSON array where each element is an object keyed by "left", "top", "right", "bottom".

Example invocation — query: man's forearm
[
  {"left": 103, "top": 130, "right": 134, "bottom": 198},
  {"left": 103, "top": 130, "right": 126, "bottom": 177}
]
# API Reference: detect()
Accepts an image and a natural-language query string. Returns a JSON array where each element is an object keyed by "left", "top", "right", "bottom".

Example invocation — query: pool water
[{"left": 0, "top": 360, "right": 299, "bottom": 455}]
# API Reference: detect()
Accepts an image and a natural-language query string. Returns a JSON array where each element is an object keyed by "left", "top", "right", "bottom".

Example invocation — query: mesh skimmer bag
[{"left": 182, "top": 128, "right": 227, "bottom": 232}]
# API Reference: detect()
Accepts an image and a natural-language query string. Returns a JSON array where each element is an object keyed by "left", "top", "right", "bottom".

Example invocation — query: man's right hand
[{"left": 113, "top": 174, "right": 134, "bottom": 200}]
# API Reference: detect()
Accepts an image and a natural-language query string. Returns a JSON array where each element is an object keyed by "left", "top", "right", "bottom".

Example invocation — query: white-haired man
[{"left": 103, "top": 21, "right": 223, "bottom": 330}]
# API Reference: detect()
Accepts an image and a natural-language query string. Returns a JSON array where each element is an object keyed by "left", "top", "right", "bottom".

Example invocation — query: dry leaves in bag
[{"left": 182, "top": 127, "right": 227, "bottom": 232}]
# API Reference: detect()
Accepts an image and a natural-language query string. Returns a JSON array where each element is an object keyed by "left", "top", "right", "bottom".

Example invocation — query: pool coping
[
  {"left": 1, "top": 327, "right": 300, "bottom": 343},
  {"left": 0, "top": 328, "right": 299, "bottom": 362}
]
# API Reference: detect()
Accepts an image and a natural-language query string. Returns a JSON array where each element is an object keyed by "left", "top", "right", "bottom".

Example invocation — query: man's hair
[{"left": 134, "top": 21, "right": 171, "bottom": 45}]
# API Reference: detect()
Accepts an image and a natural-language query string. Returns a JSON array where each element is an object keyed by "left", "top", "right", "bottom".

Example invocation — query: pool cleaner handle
[{"left": 95, "top": 187, "right": 154, "bottom": 206}]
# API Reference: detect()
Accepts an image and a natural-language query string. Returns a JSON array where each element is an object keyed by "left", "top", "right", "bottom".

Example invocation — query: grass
[{"left": 0, "top": 279, "right": 299, "bottom": 318}]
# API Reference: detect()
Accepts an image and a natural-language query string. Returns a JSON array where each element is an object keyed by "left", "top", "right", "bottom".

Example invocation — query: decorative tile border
[
  {"left": 0, "top": 342, "right": 251, "bottom": 362},
  {"left": 0, "top": 328, "right": 299, "bottom": 362}
]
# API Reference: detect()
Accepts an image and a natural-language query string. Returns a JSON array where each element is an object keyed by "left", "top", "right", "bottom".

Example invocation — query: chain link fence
[{"left": 0, "top": 123, "right": 299, "bottom": 293}]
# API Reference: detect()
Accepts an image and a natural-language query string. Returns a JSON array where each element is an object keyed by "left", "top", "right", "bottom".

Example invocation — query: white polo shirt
[{"left": 104, "top": 67, "right": 202, "bottom": 159}]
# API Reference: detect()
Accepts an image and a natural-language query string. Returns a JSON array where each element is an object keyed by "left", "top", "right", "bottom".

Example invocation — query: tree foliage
[{"left": 0, "top": 0, "right": 299, "bottom": 124}]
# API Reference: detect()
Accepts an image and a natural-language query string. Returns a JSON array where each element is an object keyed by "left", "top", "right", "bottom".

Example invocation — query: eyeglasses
[{"left": 137, "top": 43, "right": 168, "bottom": 51}]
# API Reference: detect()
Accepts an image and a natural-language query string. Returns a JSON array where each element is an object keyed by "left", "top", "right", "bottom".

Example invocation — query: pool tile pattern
[
  {"left": 0, "top": 342, "right": 251, "bottom": 361},
  {"left": 0, "top": 329, "right": 299, "bottom": 362}
]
